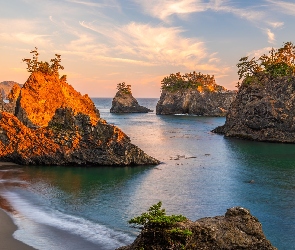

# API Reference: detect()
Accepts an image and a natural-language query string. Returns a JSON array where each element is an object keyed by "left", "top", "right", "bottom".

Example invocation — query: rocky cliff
[
  {"left": 212, "top": 76, "right": 295, "bottom": 142},
  {"left": 110, "top": 89, "right": 152, "bottom": 113},
  {"left": 118, "top": 207, "right": 276, "bottom": 250},
  {"left": 156, "top": 89, "right": 236, "bottom": 116},
  {"left": 0, "top": 72, "right": 159, "bottom": 166}
]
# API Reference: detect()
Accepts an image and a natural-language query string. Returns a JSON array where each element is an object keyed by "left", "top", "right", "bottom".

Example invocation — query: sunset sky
[{"left": 1, "top": 0, "right": 295, "bottom": 97}]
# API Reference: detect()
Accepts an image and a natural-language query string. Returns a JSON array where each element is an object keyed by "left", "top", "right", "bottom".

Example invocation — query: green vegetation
[
  {"left": 117, "top": 82, "right": 131, "bottom": 94},
  {"left": 128, "top": 202, "right": 192, "bottom": 249},
  {"left": 161, "top": 71, "right": 225, "bottom": 92},
  {"left": 237, "top": 42, "right": 295, "bottom": 87},
  {"left": 23, "top": 47, "right": 64, "bottom": 75}
]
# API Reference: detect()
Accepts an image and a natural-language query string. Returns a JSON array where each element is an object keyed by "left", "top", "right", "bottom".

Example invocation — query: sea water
[{"left": 0, "top": 98, "right": 295, "bottom": 250}]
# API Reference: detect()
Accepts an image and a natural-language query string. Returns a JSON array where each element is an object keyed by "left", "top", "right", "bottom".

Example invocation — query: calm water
[{"left": 0, "top": 98, "right": 295, "bottom": 249}]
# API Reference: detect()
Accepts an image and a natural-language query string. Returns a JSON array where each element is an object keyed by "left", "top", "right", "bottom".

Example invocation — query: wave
[{"left": 1, "top": 189, "right": 134, "bottom": 250}]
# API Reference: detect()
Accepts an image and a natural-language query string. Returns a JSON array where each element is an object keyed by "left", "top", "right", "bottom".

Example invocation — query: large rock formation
[
  {"left": 118, "top": 207, "right": 277, "bottom": 250},
  {"left": 0, "top": 72, "right": 159, "bottom": 166},
  {"left": 156, "top": 89, "right": 236, "bottom": 116},
  {"left": 212, "top": 76, "right": 295, "bottom": 142},
  {"left": 110, "top": 89, "right": 152, "bottom": 113}
]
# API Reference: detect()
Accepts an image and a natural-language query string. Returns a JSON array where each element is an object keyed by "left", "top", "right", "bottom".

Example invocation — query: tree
[
  {"left": 117, "top": 82, "right": 131, "bottom": 94},
  {"left": 22, "top": 48, "right": 64, "bottom": 75},
  {"left": 237, "top": 42, "right": 295, "bottom": 86},
  {"left": 128, "top": 202, "right": 192, "bottom": 249}
]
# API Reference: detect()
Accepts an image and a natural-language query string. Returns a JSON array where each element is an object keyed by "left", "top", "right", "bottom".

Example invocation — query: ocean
[{"left": 0, "top": 98, "right": 295, "bottom": 250}]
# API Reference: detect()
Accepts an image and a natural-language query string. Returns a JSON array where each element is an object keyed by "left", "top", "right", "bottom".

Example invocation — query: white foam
[{"left": 1, "top": 190, "right": 134, "bottom": 250}]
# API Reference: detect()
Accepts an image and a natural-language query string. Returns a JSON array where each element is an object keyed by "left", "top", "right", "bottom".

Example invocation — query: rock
[
  {"left": 15, "top": 72, "right": 101, "bottom": 128},
  {"left": 156, "top": 89, "right": 236, "bottom": 116},
  {"left": 0, "top": 81, "right": 22, "bottom": 99},
  {"left": 0, "top": 72, "right": 160, "bottom": 166},
  {"left": 0, "top": 83, "right": 22, "bottom": 114},
  {"left": 110, "top": 89, "right": 153, "bottom": 113},
  {"left": 212, "top": 76, "right": 295, "bottom": 142},
  {"left": 117, "top": 207, "right": 277, "bottom": 250}
]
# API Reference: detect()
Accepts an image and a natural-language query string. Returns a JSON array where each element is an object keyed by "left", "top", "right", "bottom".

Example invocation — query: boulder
[
  {"left": 117, "top": 207, "right": 277, "bottom": 250},
  {"left": 212, "top": 76, "right": 295, "bottom": 142},
  {"left": 156, "top": 89, "right": 236, "bottom": 116},
  {"left": 110, "top": 90, "right": 152, "bottom": 113}
]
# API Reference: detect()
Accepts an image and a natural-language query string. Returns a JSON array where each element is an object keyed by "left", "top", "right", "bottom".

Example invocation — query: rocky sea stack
[
  {"left": 110, "top": 82, "right": 152, "bottom": 113},
  {"left": 156, "top": 72, "right": 236, "bottom": 116},
  {"left": 0, "top": 50, "right": 159, "bottom": 166},
  {"left": 118, "top": 206, "right": 276, "bottom": 250},
  {"left": 213, "top": 42, "right": 295, "bottom": 142}
]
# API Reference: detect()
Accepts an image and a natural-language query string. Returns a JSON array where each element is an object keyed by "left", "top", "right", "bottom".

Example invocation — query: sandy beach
[{"left": 0, "top": 162, "right": 36, "bottom": 250}]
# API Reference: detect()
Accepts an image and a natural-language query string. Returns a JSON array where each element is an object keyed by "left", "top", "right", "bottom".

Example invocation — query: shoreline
[{"left": 0, "top": 161, "right": 36, "bottom": 250}]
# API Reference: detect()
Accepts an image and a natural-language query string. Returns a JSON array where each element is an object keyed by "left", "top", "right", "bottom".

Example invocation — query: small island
[
  {"left": 110, "top": 82, "right": 153, "bottom": 113},
  {"left": 156, "top": 72, "right": 236, "bottom": 116},
  {"left": 213, "top": 42, "right": 295, "bottom": 143}
]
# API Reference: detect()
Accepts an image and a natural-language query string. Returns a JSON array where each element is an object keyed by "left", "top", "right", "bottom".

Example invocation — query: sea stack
[
  {"left": 0, "top": 50, "right": 159, "bottom": 166},
  {"left": 156, "top": 72, "right": 236, "bottom": 116},
  {"left": 213, "top": 42, "right": 295, "bottom": 142},
  {"left": 110, "top": 82, "right": 153, "bottom": 113}
]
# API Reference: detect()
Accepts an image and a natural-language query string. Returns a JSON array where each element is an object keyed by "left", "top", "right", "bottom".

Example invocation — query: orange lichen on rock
[{"left": 16, "top": 72, "right": 100, "bottom": 127}]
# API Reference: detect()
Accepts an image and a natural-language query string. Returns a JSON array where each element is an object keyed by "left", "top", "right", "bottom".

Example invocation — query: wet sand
[{"left": 0, "top": 162, "right": 36, "bottom": 250}]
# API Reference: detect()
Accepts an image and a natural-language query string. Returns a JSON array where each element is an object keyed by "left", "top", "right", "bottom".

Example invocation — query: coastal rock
[
  {"left": 212, "top": 76, "right": 295, "bottom": 142},
  {"left": 0, "top": 72, "right": 159, "bottom": 166},
  {"left": 0, "top": 83, "right": 22, "bottom": 114},
  {"left": 110, "top": 89, "right": 152, "bottom": 113},
  {"left": 118, "top": 207, "right": 277, "bottom": 250},
  {"left": 0, "top": 81, "right": 22, "bottom": 99},
  {"left": 156, "top": 89, "right": 236, "bottom": 116},
  {"left": 15, "top": 72, "right": 100, "bottom": 128}
]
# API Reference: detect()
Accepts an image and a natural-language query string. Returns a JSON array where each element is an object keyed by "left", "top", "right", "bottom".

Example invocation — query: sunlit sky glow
[{"left": 1, "top": 0, "right": 295, "bottom": 97}]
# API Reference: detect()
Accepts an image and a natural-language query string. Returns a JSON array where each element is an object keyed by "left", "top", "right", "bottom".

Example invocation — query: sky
[{"left": 1, "top": 0, "right": 295, "bottom": 97}]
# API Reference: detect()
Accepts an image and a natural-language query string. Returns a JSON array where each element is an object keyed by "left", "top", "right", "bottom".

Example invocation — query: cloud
[
  {"left": 266, "top": 0, "right": 295, "bottom": 16},
  {"left": 267, "top": 21, "right": 284, "bottom": 28},
  {"left": 133, "top": 0, "right": 264, "bottom": 23},
  {"left": 79, "top": 20, "right": 226, "bottom": 73},
  {"left": 265, "top": 28, "right": 275, "bottom": 43}
]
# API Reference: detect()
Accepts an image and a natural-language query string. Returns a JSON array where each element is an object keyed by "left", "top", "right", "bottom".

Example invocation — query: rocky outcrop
[
  {"left": 156, "top": 89, "right": 236, "bottom": 116},
  {"left": 118, "top": 207, "right": 277, "bottom": 250},
  {"left": 110, "top": 90, "right": 152, "bottom": 113},
  {"left": 15, "top": 72, "right": 100, "bottom": 128},
  {"left": 212, "top": 76, "right": 295, "bottom": 142},
  {"left": 0, "top": 72, "right": 159, "bottom": 166},
  {"left": 0, "top": 81, "right": 22, "bottom": 99},
  {"left": 0, "top": 83, "right": 22, "bottom": 113}
]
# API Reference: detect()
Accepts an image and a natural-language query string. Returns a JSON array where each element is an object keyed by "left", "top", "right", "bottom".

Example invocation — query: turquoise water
[{"left": 0, "top": 98, "right": 295, "bottom": 249}]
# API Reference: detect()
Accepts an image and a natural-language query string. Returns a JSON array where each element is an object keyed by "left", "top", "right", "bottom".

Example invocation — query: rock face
[
  {"left": 0, "top": 81, "right": 22, "bottom": 99},
  {"left": 156, "top": 89, "right": 236, "bottom": 116},
  {"left": 110, "top": 90, "right": 153, "bottom": 113},
  {"left": 212, "top": 76, "right": 295, "bottom": 142},
  {"left": 0, "top": 83, "right": 22, "bottom": 113},
  {"left": 118, "top": 207, "right": 277, "bottom": 250},
  {"left": 0, "top": 72, "right": 159, "bottom": 166}
]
